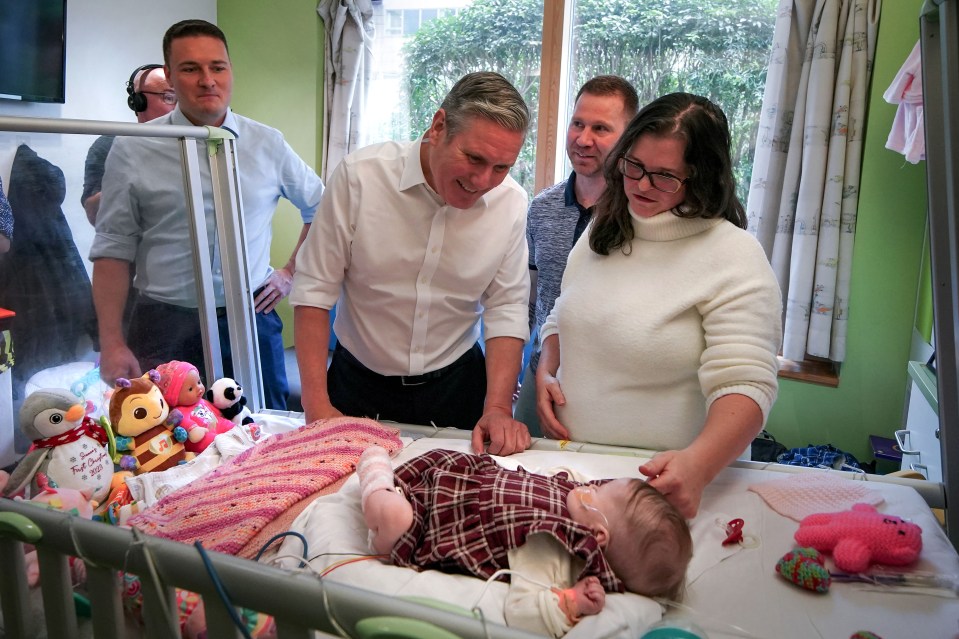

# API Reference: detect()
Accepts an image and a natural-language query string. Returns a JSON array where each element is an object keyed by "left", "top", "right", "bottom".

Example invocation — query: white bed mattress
[
  {"left": 681, "top": 463, "right": 959, "bottom": 638},
  {"left": 271, "top": 432, "right": 959, "bottom": 639}
]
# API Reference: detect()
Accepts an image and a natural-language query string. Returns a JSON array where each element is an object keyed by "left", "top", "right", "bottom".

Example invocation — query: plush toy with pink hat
[
  {"left": 793, "top": 503, "right": 923, "bottom": 573},
  {"left": 155, "top": 361, "right": 235, "bottom": 455}
]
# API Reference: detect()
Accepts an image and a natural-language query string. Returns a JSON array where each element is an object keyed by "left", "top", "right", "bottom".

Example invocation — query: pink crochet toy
[
  {"left": 793, "top": 503, "right": 923, "bottom": 573},
  {"left": 156, "top": 361, "right": 235, "bottom": 455},
  {"left": 2, "top": 472, "right": 96, "bottom": 587}
]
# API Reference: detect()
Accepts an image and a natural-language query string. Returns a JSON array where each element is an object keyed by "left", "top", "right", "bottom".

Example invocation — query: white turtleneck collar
[{"left": 628, "top": 207, "right": 724, "bottom": 242}]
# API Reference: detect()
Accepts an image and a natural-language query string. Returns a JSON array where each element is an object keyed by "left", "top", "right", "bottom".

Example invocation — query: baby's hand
[
  {"left": 187, "top": 426, "right": 209, "bottom": 443},
  {"left": 571, "top": 576, "right": 605, "bottom": 617}
]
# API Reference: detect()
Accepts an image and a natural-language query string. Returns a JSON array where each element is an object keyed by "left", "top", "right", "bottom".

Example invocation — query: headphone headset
[{"left": 126, "top": 63, "right": 164, "bottom": 113}]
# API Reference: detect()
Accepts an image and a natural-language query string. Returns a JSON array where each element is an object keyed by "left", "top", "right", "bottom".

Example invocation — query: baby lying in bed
[{"left": 358, "top": 447, "right": 693, "bottom": 638}]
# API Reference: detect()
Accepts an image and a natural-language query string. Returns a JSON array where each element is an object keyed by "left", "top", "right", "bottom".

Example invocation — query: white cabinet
[{"left": 896, "top": 362, "right": 942, "bottom": 482}]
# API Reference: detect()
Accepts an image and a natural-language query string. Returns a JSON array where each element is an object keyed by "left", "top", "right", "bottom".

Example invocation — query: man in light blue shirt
[{"left": 90, "top": 19, "right": 324, "bottom": 409}]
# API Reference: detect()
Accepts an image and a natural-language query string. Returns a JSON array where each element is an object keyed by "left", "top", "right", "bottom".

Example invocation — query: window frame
[{"left": 534, "top": 0, "right": 570, "bottom": 194}]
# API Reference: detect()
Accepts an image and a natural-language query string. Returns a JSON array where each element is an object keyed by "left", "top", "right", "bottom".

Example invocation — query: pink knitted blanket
[
  {"left": 127, "top": 417, "right": 403, "bottom": 555},
  {"left": 748, "top": 473, "right": 884, "bottom": 522}
]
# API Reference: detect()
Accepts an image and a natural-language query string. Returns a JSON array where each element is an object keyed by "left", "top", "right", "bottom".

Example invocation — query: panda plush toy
[{"left": 206, "top": 378, "right": 254, "bottom": 426}]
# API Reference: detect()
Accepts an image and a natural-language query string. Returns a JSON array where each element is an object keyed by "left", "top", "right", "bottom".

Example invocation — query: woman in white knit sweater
[{"left": 536, "top": 93, "right": 782, "bottom": 518}]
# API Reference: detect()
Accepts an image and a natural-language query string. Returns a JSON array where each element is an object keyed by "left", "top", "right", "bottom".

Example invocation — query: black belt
[
  {"left": 335, "top": 343, "right": 478, "bottom": 387},
  {"left": 216, "top": 286, "right": 267, "bottom": 317}
]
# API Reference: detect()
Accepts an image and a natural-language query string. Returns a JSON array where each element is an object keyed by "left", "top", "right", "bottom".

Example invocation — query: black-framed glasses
[
  {"left": 618, "top": 156, "right": 687, "bottom": 194},
  {"left": 141, "top": 91, "right": 177, "bottom": 105}
]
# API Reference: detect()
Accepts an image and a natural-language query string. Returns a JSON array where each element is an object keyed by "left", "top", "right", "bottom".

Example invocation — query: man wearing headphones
[
  {"left": 80, "top": 64, "right": 176, "bottom": 225},
  {"left": 90, "top": 20, "right": 324, "bottom": 410}
]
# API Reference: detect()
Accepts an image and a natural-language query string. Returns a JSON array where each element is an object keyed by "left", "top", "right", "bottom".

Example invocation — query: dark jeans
[
  {"left": 127, "top": 294, "right": 289, "bottom": 410},
  {"left": 327, "top": 342, "right": 486, "bottom": 429}
]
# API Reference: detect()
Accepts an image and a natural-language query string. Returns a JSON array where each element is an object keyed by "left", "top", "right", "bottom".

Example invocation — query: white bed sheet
[
  {"left": 680, "top": 464, "right": 959, "bottom": 638},
  {"left": 279, "top": 437, "right": 750, "bottom": 639}
]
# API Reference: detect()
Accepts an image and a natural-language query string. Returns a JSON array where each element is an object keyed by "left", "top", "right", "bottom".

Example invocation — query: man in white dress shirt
[{"left": 291, "top": 71, "right": 532, "bottom": 455}]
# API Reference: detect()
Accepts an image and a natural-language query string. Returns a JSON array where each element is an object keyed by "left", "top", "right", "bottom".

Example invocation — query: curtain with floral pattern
[
  {"left": 317, "top": 0, "right": 374, "bottom": 180},
  {"left": 746, "top": 0, "right": 881, "bottom": 362}
]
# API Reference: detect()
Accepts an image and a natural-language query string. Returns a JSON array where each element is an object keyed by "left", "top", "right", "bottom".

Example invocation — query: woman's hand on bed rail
[
  {"left": 472, "top": 408, "right": 531, "bottom": 456},
  {"left": 535, "top": 372, "right": 571, "bottom": 441}
]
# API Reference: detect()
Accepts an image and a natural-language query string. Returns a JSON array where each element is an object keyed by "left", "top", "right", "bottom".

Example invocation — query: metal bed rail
[
  {"left": 376, "top": 420, "right": 948, "bottom": 509},
  {"left": 0, "top": 114, "right": 266, "bottom": 411},
  {"left": 0, "top": 496, "right": 541, "bottom": 639}
]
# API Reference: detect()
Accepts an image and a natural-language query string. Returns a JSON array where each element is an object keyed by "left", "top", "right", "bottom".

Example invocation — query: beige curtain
[
  {"left": 746, "top": 0, "right": 881, "bottom": 362},
  {"left": 317, "top": 0, "right": 374, "bottom": 180}
]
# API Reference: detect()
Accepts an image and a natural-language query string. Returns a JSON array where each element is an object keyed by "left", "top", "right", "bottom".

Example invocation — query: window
[
  {"left": 384, "top": 9, "right": 403, "bottom": 36},
  {"left": 402, "top": 9, "right": 420, "bottom": 35},
  {"left": 366, "top": 0, "right": 544, "bottom": 191},
  {"left": 367, "top": 0, "right": 775, "bottom": 202},
  {"left": 551, "top": 0, "right": 777, "bottom": 201}
]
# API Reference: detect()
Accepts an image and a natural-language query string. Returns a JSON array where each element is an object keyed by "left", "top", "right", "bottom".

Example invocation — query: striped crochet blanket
[{"left": 127, "top": 417, "right": 403, "bottom": 555}]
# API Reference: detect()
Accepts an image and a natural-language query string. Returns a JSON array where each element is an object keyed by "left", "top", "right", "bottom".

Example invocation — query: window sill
[{"left": 777, "top": 356, "right": 840, "bottom": 388}]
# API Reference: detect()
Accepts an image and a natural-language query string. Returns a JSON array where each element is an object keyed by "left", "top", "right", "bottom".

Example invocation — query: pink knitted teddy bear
[{"left": 793, "top": 503, "right": 923, "bottom": 573}]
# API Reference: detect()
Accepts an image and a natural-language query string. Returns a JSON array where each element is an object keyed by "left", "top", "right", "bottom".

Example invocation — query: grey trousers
[{"left": 513, "top": 361, "right": 544, "bottom": 437}]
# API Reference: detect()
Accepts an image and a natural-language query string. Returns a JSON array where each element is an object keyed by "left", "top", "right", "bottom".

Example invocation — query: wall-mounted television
[{"left": 0, "top": 0, "right": 68, "bottom": 104}]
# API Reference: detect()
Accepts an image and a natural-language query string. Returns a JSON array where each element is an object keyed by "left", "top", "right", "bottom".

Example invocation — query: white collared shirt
[{"left": 291, "top": 137, "right": 530, "bottom": 376}]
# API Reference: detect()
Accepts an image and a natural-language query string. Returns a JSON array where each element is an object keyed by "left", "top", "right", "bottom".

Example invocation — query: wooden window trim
[
  {"left": 778, "top": 356, "right": 840, "bottom": 387},
  {"left": 534, "top": 0, "right": 568, "bottom": 194}
]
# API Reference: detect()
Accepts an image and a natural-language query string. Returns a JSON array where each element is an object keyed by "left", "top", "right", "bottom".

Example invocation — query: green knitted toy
[{"left": 776, "top": 547, "right": 831, "bottom": 593}]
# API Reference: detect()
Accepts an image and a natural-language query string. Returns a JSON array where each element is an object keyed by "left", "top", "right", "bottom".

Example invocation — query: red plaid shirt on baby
[{"left": 391, "top": 449, "right": 623, "bottom": 593}]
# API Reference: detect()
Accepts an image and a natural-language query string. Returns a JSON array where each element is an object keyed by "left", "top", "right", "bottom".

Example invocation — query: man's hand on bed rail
[
  {"left": 640, "top": 450, "right": 708, "bottom": 519},
  {"left": 99, "top": 342, "right": 141, "bottom": 386},
  {"left": 302, "top": 398, "right": 344, "bottom": 425},
  {"left": 472, "top": 408, "right": 531, "bottom": 456}
]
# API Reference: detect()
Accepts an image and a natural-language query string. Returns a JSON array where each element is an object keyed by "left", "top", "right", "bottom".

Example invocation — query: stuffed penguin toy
[{"left": 3, "top": 388, "right": 114, "bottom": 503}]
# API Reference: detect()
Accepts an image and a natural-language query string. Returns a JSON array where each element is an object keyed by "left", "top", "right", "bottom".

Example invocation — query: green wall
[
  {"left": 218, "top": 0, "right": 324, "bottom": 347},
  {"left": 766, "top": 0, "right": 929, "bottom": 460},
  {"left": 220, "top": 1, "right": 931, "bottom": 462}
]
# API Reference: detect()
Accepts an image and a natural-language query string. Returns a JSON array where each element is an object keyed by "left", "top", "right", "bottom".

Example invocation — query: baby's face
[
  {"left": 178, "top": 369, "right": 205, "bottom": 406},
  {"left": 567, "top": 478, "right": 636, "bottom": 537}
]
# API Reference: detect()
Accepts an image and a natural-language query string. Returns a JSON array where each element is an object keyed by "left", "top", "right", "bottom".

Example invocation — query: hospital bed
[
  {"left": 2, "top": 414, "right": 959, "bottom": 639},
  {"left": 4, "top": 2, "right": 959, "bottom": 636}
]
